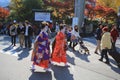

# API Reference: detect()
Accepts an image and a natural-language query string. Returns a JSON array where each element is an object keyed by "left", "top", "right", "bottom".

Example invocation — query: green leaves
[{"left": 9, "top": 0, "right": 44, "bottom": 21}]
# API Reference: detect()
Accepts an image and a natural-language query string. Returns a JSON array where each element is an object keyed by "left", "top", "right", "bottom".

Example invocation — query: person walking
[
  {"left": 51, "top": 24, "right": 69, "bottom": 67},
  {"left": 31, "top": 22, "right": 51, "bottom": 71},
  {"left": 110, "top": 24, "right": 119, "bottom": 51},
  {"left": 10, "top": 22, "right": 17, "bottom": 46},
  {"left": 17, "top": 22, "right": 25, "bottom": 48},
  {"left": 24, "top": 21, "right": 33, "bottom": 49},
  {"left": 99, "top": 26, "right": 112, "bottom": 64},
  {"left": 94, "top": 24, "right": 103, "bottom": 54}
]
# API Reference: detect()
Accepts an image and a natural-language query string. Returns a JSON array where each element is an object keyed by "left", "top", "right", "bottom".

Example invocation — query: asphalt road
[{"left": 0, "top": 35, "right": 120, "bottom": 80}]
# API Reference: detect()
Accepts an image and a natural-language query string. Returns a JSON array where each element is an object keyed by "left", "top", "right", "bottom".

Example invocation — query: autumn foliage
[
  {"left": 43, "top": 0, "right": 117, "bottom": 21},
  {"left": 0, "top": 7, "right": 9, "bottom": 19},
  {"left": 43, "top": 0, "right": 74, "bottom": 19},
  {"left": 85, "top": 0, "right": 117, "bottom": 21}
]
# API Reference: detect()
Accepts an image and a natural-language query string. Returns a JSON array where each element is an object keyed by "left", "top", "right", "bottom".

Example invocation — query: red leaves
[
  {"left": 93, "top": 5, "right": 117, "bottom": 20},
  {"left": 0, "top": 7, "right": 10, "bottom": 19},
  {"left": 94, "top": 5, "right": 116, "bottom": 16},
  {"left": 94, "top": 5, "right": 104, "bottom": 11}
]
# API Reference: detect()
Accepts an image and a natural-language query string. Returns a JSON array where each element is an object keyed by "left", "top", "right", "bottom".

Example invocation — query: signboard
[
  {"left": 72, "top": 17, "right": 78, "bottom": 28},
  {"left": 35, "top": 12, "right": 51, "bottom": 21}
]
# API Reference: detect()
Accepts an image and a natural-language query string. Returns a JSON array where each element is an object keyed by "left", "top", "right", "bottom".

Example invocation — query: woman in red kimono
[
  {"left": 31, "top": 22, "right": 51, "bottom": 71},
  {"left": 51, "top": 24, "right": 69, "bottom": 66}
]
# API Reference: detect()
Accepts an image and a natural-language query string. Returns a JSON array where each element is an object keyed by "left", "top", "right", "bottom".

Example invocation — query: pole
[{"left": 74, "top": 0, "right": 85, "bottom": 32}]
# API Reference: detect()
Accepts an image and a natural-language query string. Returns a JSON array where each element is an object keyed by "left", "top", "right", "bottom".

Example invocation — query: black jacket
[
  {"left": 17, "top": 26, "right": 25, "bottom": 35},
  {"left": 24, "top": 26, "right": 33, "bottom": 36}
]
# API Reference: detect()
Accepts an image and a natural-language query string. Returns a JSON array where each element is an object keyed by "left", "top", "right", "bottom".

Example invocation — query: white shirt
[
  {"left": 71, "top": 30, "right": 80, "bottom": 38},
  {"left": 25, "top": 26, "right": 29, "bottom": 36}
]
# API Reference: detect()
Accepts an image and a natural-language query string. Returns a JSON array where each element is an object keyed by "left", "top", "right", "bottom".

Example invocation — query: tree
[
  {"left": 23, "top": 0, "right": 44, "bottom": 21},
  {"left": 43, "top": 0, "right": 74, "bottom": 23},
  {"left": 94, "top": 0, "right": 118, "bottom": 23},
  {"left": 9, "top": 0, "right": 23, "bottom": 21},
  {"left": 9, "top": 0, "right": 44, "bottom": 22},
  {"left": 97, "top": 0, "right": 120, "bottom": 12},
  {"left": 0, "top": 7, "right": 9, "bottom": 21}
]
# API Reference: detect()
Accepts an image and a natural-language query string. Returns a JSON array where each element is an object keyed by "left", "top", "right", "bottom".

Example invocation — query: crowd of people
[
  {"left": 0, "top": 20, "right": 120, "bottom": 71},
  {"left": 9, "top": 20, "right": 33, "bottom": 49},
  {"left": 94, "top": 24, "right": 119, "bottom": 65},
  {"left": 31, "top": 20, "right": 120, "bottom": 71}
]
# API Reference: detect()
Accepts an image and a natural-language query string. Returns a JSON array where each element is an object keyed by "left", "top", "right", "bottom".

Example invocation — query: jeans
[
  {"left": 11, "top": 35, "right": 16, "bottom": 46},
  {"left": 112, "top": 42, "right": 117, "bottom": 51}
]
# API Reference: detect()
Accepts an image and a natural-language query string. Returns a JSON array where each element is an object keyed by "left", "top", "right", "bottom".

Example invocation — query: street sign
[{"left": 35, "top": 12, "right": 51, "bottom": 21}]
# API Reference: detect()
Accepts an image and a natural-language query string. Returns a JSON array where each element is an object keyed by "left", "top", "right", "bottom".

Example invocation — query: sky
[{"left": 0, "top": 0, "right": 10, "bottom": 7}]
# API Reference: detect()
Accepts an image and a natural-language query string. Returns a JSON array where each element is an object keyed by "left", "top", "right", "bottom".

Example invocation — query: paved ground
[{"left": 0, "top": 35, "right": 120, "bottom": 80}]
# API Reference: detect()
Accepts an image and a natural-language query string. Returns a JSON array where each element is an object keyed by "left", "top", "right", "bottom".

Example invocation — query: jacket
[
  {"left": 110, "top": 29, "right": 119, "bottom": 42},
  {"left": 95, "top": 28, "right": 102, "bottom": 40},
  {"left": 10, "top": 25, "right": 17, "bottom": 36},
  {"left": 101, "top": 32, "right": 112, "bottom": 49}
]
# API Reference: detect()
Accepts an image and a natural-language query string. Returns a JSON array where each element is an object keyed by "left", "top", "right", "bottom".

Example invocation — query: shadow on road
[
  {"left": 67, "top": 54, "right": 75, "bottom": 65},
  {"left": 83, "top": 37, "right": 96, "bottom": 45},
  {"left": 52, "top": 65, "right": 74, "bottom": 80},
  {"left": 29, "top": 72, "right": 52, "bottom": 80},
  {"left": 109, "top": 64, "right": 120, "bottom": 74},
  {"left": 68, "top": 48, "right": 90, "bottom": 62},
  {"left": 109, "top": 58, "right": 120, "bottom": 74},
  {"left": 2, "top": 45, "right": 30, "bottom": 60},
  {"left": 18, "top": 48, "right": 30, "bottom": 60},
  {"left": 75, "top": 50, "right": 90, "bottom": 62},
  {"left": 3, "top": 45, "right": 13, "bottom": 51}
]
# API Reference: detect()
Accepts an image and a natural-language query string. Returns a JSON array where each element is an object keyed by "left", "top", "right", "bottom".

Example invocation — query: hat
[
  {"left": 25, "top": 20, "right": 29, "bottom": 24},
  {"left": 102, "top": 27, "right": 108, "bottom": 32},
  {"left": 41, "top": 21, "right": 47, "bottom": 25}
]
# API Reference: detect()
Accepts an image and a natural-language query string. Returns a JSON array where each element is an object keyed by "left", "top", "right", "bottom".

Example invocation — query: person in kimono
[
  {"left": 51, "top": 24, "right": 69, "bottom": 67},
  {"left": 31, "top": 22, "right": 51, "bottom": 71}
]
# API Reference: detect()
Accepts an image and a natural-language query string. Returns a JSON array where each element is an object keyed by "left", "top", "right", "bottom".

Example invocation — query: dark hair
[
  {"left": 59, "top": 24, "right": 64, "bottom": 30},
  {"left": 41, "top": 24, "right": 46, "bottom": 29}
]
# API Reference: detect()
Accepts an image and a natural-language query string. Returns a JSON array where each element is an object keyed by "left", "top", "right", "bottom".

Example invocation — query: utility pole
[
  {"left": 74, "top": 0, "right": 85, "bottom": 32},
  {"left": 118, "top": 6, "right": 120, "bottom": 16}
]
